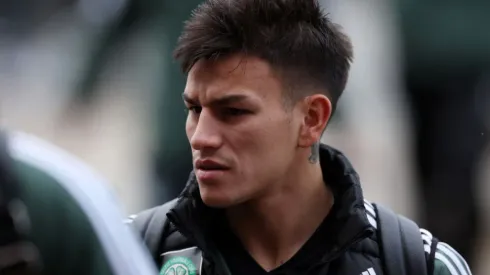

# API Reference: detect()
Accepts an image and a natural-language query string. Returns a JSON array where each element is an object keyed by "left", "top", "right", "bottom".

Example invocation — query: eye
[
  {"left": 185, "top": 106, "right": 202, "bottom": 114},
  {"left": 223, "top": 108, "right": 249, "bottom": 116}
]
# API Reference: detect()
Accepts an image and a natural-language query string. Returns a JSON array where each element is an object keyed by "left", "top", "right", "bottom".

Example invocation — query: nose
[{"left": 188, "top": 110, "right": 223, "bottom": 151}]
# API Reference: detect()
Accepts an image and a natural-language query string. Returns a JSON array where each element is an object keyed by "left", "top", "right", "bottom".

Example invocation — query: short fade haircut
[{"left": 174, "top": 0, "right": 353, "bottom": 114}]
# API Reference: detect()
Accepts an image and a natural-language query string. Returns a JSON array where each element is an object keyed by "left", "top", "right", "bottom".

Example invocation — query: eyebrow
[{"left": 182, "top": 93, "right": 250, "bottom": 106}]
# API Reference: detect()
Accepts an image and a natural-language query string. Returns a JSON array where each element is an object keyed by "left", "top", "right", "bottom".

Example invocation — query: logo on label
[
  {"left": 160, "top": 256, "right": 197, "bottom": 275},
  {"left": 361, "top": 267, "right": 376, "bottom": 275}
]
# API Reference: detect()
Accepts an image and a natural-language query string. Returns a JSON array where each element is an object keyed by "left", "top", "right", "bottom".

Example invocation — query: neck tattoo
[{"left": 308, "top": 142, "right": 320, "bottom": 164}]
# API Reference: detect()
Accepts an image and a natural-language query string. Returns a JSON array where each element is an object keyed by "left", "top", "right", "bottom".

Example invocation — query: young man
[{"left": 130, "top": 1, "right": 472, "bottom": 274}]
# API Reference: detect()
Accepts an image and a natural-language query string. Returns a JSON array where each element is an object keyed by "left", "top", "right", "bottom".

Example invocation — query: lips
[
  {"left": 194, "top": 159, "right": 229, "bottom": 182},
  {"left": 195, "top": 159, "right": 229, "bottom": 170}
]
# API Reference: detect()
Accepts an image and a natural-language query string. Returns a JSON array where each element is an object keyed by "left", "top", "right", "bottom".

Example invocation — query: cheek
[
  {"left": 263, "top": 114, "right": 298, "bottom": 145},
  {"left": 229, "top": 117, "right": 295, "bottom": 167}
]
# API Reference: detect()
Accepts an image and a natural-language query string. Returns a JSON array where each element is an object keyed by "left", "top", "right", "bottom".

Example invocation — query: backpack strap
[
  {"left": 374, "top": 203, "right": 428, "bottom": 275},
  {"left": 131, "top": 199, "right": 178, "bottom": 260}
]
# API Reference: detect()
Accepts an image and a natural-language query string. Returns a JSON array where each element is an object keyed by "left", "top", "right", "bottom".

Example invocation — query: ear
[{"left": 297, "top": 94, "right": 332, "bottom": 148}]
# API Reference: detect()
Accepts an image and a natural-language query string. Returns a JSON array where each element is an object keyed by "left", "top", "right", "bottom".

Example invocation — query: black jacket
[{"left": 131, "top": 145, "right": 469, "bottom": 275}]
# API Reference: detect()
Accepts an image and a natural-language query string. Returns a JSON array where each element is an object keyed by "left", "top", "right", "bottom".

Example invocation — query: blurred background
[{"left": 0, "top": 0, "right": 488, "bottom": 273}]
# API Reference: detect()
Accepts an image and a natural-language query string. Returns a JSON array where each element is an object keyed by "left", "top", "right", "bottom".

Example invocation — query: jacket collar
[{"left": 167, "top": 144, "right": 373, "bottom": 255}]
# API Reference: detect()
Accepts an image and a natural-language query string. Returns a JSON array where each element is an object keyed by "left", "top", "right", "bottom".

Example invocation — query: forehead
[{"left": 184, "top": 54, "right": 284, "bottom": 102}]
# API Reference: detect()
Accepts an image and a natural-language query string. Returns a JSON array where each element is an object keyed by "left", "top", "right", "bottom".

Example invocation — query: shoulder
[
  {"left": 426, "top": 234, "right": 472, "bottom": 275},
  {"left": 6, "top": 131, "right": 158, "bottom": 274},
  {"left": 364, "top": 200, "right": 472, "bottom": 275},
  {"left": 126, "top": 199, "right": 180, "bottom": 239},
  {"left": 7, "top": 131, "right": 117, "bottom": 204},
  {"left": 126, "top": 199, "right": 179, "bottom": 225},
  {"left": 127, "top": 198, "right": 199, "bottom": 256},
  {"left": 6, "top": 131, "right": 129, "bottom": 231}
]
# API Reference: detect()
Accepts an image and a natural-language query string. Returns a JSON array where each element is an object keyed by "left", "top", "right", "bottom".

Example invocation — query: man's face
[{"left": 184, "top": 54, "right": 303, "bottom": 207}]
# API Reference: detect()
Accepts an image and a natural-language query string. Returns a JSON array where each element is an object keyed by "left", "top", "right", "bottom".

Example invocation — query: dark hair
[{"left": 174, "top": 0, "right": 353, "bottom": 113}]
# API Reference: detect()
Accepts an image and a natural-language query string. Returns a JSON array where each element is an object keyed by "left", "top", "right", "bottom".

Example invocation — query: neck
[{"left": 225, "top": 156, "right": 334, "bottom": 271}]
